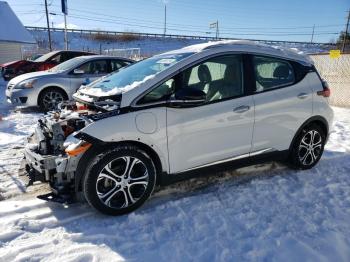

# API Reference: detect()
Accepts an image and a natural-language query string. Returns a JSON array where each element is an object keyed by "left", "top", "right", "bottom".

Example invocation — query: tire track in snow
[{"left": 0, "top": 153, "right": 350, "bottom": 261}]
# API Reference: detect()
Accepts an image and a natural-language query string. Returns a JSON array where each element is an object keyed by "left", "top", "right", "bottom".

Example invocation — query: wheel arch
[
  {"left": 289, "top": 115, "right": 329, "bottom": 151},
  {"left": 74, "top": 139, "right": 164, "bottom": 192},
  {"left": 37, "top": 86, "right": 69, "bottom": 106}
]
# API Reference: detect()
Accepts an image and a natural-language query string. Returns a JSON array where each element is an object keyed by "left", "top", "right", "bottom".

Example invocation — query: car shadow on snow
[{"left": 26, "top": 150, "right": 350, "bottom": 260}]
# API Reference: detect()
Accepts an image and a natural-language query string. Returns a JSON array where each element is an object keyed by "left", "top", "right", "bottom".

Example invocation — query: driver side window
[
  {"left": 181, "top": 55, "right": 243, "bottom": 102},
  {"left": 137, "top": 78, "right": 175, "bottom": 105},
  {"left": 137, "top": 55, "right": 243, "bottom": 105}
]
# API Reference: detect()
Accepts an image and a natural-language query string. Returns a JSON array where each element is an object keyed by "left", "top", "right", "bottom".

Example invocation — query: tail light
[{"left": 317, "top": 80, "right": 330, "bottom": 97}]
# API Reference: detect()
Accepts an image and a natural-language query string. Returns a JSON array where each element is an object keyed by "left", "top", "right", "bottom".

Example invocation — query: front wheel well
[
  {"left": 37, "top": 86, "right": 69, "bottom": 106},
  {"left": 75, "top": 140, "right": 164, "bottom": 192},
  {"left": 118, "top": 140, "right": 163, "bottom": 178}
]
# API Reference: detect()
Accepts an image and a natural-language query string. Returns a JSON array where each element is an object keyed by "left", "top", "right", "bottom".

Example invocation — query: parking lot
[
  {"left": 1, "top": 75, "right": 350, "bottom": 260},
  {"left": 1, "top": 0, "right": 350, "bottom": 260}
]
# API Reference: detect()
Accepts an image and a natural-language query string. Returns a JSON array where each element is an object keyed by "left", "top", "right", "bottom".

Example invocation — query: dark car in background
[{"left": 1, "top": 50, "right": 94, "bottom": 81}]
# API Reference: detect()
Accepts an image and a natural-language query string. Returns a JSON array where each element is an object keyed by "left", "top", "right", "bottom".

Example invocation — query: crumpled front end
[
  {"left": 23, "top": 101, "right": 97, "bottom": 201},
  {"left": 22, "top": 92, "right": 123, "bottom": 201}
]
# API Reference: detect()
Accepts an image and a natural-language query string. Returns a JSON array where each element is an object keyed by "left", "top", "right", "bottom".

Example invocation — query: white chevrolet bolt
[{"left": 23, "top": 40, "right": 333, "bottom": 215}]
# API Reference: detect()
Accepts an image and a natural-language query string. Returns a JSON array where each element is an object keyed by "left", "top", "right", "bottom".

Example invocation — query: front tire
[
  {"left": 38, "top": 87, "right": 67, "bottom": 112},
  {"left": 83, "top": 145, "right": 156, "bottom": 215},
  {"left": 289, "top": 124, "right": 326, "bottom": 169}
]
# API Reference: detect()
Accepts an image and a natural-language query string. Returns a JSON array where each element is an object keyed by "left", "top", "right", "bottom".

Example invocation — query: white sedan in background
[{"left": 5, "top": 55, "right": 134, "bottom": 111}]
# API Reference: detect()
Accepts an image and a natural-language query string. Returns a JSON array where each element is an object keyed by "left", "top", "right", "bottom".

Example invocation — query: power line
[
  {"left": 57, "top": 13, "right": 341, "bottom": 37},
  {"left": 45, "top": 3, "right": 344, "bottom": 32},
  {"left": 16, "top": 2, "right": 344, "bottom": 41},
  {"left": 64, "top": 9, "right": 344, "bottom": 34},
  {"left": 30, "top": 14, "right": 46, "bottom": 23},
  {"left": 24, "top": 9, "right": 342, "bottom": 38}
]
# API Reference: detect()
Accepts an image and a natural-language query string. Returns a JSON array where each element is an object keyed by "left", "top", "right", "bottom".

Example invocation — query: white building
[{"left": 0, "top": 1, "right": 36, "bottom": 64}]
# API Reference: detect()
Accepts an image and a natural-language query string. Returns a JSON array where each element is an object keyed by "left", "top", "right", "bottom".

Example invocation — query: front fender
[{"left": 79, "top": 108, "right": 169, "bottom": 173}]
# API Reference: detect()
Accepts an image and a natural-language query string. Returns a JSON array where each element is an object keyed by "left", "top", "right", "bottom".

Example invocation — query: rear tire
[
  {"left": 38, "top": 87, "right": 67, "bottom": 112},
  {"left": 288, "top": 124, "right": 326, "bottom": 170},
  {"left": 83, "top": 145, "right": 156, "bottom": 216}
]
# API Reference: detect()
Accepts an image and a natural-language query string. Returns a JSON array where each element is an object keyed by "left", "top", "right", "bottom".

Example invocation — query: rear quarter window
[{"left": 253, "top": 56, "right": 295, "bottom": 92}]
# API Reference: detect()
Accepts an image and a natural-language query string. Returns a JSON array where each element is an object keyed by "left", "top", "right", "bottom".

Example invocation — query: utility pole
[
  {"left": 310, "top": 24, "right": 315, "bottom": 43},
  {"left": 210, "top": 20, "right": 219, "bottom": 40},
  {"left": 341, "top": 10, "right": 350, "bottom": 52},
  {"left": 64, "top": 13, "right": 68, "bottom": 50},
  {"left": 44, "top": 0, "right": 52, "bottom": 51},
  {"left": 61, "top": 0, "right": 69, "bottom": 50},
  {"left": 216, "top": 20, "right": 219, "bottom": 40},
  {"left": 163, "top": 3, "right": 167, "bottom": 36}
]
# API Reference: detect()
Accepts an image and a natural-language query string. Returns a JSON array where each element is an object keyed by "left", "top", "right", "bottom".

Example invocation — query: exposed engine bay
[
  {"left": 23, "top": 98, "right": 121, "bottom": 202},
  {"left": 34, "top": 102, "right": 93, "bottom": 155}
]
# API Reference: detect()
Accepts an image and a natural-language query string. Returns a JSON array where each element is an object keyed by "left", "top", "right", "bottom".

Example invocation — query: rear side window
[
  {"left": 60, "top": 52, "right": 74, "bottom": 63},
  {"left": 253, "top": 56, "right": 295, "bottom": 92},
  {"left": 50, "top": 53, "right": 62, "bottom": 63},
  {"left": 110, "top": 60, "right": 129, "bottom": 72},
  {"left": 76, "top": 60, "right": 108, "bottom": 74}
]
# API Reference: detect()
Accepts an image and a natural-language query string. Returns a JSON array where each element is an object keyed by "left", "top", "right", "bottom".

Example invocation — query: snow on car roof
[{"left": 168, "top": 40, "right": 313, "bottom": 65}]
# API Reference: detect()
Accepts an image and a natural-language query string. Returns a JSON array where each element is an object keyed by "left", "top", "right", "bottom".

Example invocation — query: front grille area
[
  {"left": 7, "top": 83, "right": 14, "bottom": 90},
  {"left": 19, "top": 97, "right": 28, "bottom": 103}
]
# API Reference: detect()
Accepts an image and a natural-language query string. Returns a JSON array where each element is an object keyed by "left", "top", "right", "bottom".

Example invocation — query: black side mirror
[{"left": 168, "top": 88, "right": 206, "bottom": 107}]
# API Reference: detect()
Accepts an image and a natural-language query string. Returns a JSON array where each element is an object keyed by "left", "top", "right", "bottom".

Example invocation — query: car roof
[
  {"left": 165, "top": 40, "right": 313, "bottom": 65},
  {"left": 74, "top": 55, "right": 134, "bottom": 62},
  {"left": 40, "top": 50, "right": 91, "bottom": 57},
  {"left": 55, "top": 50, "right": 92, "bottom": 54}
]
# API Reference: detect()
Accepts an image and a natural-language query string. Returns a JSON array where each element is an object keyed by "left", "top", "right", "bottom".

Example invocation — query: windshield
[
  {"left": 48, "top": 57, "right": 86, "bottom": 73},
  {"left": 79, "top": 52, "right": 194, "bottom": 96},
  {"left": 34, "top": 51, "right": 57, "bottom": 62}
]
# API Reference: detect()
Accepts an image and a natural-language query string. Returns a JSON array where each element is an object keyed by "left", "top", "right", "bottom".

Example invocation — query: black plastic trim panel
[
  {"left": 74, "top": 132, "right": 105, "bottom": 145},
  {"left": 158, "top": 150, "right": 289, "bottom": 186}
]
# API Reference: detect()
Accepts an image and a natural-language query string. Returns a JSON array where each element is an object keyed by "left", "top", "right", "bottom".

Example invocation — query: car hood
[
  {"left": 8, "top": 71, "right": 59, "bottom": 85},
  {"left": 1, "top": 60, "right": 26, "bottom": 67}
]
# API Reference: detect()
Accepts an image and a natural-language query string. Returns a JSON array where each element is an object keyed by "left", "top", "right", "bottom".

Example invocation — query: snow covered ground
[
  {"left": 0, "top": 78, "right": 42, "bottom": 200},
  {"left": 1, "top": 76, "right": 350, "bottom": 260}
]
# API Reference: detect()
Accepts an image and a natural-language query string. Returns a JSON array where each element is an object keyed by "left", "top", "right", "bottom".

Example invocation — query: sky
[{"left": 5, "top": 0, "right": 350, "bottom": 43}]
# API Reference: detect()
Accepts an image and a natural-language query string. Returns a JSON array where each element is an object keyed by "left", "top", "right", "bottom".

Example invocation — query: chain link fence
[
  {"left": 102, "top": 48, "right": 141, "bottom": 60},
  {"left": 310, "top": 54, "right": 350, "bottom": 107}
]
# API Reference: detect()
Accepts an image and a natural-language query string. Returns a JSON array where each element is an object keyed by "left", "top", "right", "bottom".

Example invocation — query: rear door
[{"left": 251, "top": 55, "right": 313, "bottom": 152}]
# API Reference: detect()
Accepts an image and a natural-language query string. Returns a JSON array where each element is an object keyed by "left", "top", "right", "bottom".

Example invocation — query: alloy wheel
[
  {"left": 42, "top": 91, "right": 64, "bottom": 111},
  {"left": 96, "top": 156, "right": 149, "bottom": 209},
  {"left": 298, "top": 130, "right": 323, "bottom": 166}
]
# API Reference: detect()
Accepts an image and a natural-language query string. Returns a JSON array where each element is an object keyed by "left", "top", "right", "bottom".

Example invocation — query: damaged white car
[{"left": 23, "top": 40, "right": 333, "bottom": 215}]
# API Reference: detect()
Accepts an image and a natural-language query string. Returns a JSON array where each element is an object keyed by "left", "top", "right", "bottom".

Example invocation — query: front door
[{"left": 166, "top": 54, "right": 255, "bottom": 173}]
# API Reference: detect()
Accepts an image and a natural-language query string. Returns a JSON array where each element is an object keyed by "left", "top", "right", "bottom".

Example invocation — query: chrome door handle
[
  {"left": 233, "top": 105, "right": 250, "bottom": 113},
  {"left": 297, "top": 93, "right": 309, "bottom": 99}
]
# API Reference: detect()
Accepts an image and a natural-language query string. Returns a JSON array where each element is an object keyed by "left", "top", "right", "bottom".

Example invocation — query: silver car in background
[{"left": 5, "top": 55, "right": 134, "bottom": 111}]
